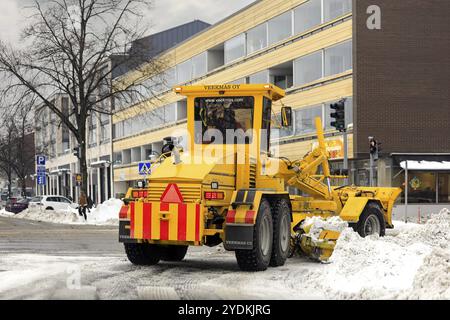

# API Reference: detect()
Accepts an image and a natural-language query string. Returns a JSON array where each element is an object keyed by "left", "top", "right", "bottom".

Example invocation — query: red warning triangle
[{"left": 160, "top": 183, "right": 184, "bottom": 204}]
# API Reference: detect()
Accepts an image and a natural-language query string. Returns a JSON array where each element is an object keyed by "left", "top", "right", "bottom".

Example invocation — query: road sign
[
  {"left": 37, "top": 175, "right": 46, "bottom": 186},
  {"left": 36, "top": 166, "right": 46, "bottom": 175},
  {"left": 138, "top": 162, "right": 152, "bottom": 176},
  {"left": 36, "top": 155, "right": 46, "bottom": 166},
  {"left": 75, "top": 174, "right": 83, "bottom": 187}
]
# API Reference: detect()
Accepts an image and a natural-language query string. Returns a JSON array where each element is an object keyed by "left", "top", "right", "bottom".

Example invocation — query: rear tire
[
  {"left": 270, "top": 199, "right": 291, "bottom": 267},
  {"left": 235, "top": 199, "right": 273, "bottom": 272},
  {"left": 124, "top": 243, "right": 162, "bottom": 266},
  {"left": 353, "top": 204, "right": 386, "bottom": 237},
  {"left": 46, "top": 207, "right": 54, "bottom": 211},
  {"left": 161, "top": 245, "right": 188, "bottom": 262}
]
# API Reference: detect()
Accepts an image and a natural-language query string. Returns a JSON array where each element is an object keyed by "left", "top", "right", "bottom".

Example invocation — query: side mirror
[{"left": 281, "top": 107, "right": 293, "bottom": 127}]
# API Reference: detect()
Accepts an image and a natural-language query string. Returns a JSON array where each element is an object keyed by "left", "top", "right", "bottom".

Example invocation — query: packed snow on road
[
  {"left": 0, "top": 206, "right": 449, "bottom": 300},
  {"left": 0, "top": 198, "right": 122, "bottom": 226}
]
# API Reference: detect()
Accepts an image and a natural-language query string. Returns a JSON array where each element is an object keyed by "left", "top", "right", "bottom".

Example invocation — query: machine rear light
[
  {"left": 132, "top": 190, "right": 148, "bottom": 198},
  {"left": 204, "top": 192, "right": 225, "bottom": 200},
  {"left": 119, "top": 206, "right": 129, "bottom": 219}
]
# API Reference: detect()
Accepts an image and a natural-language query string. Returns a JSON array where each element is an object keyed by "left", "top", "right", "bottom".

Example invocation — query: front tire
[
  {"left": 235, "top": 199, "right": 273, "bottom": 272},
  {"left": 354, "top": 204, "right": 386, "bottom": 237},
  {"left": 161, "top": 245, "right": 188, "bottom": 262},
  {"left": 270, "top": 199, "right": 291, "bottom": 267},
  {"left": 124, "top": 243, "right": 162, "bottom": 266}
]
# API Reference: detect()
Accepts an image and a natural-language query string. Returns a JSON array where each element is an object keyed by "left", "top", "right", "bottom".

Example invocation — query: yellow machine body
[{"left": 118, "top": 84, "right": 401, "bottom": 266}]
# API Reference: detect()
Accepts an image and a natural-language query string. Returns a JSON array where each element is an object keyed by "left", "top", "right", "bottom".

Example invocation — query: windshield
[
  {"left": 194, "top": 96, "right": 254, "bottom": 144},
  {"left": 31, "top": 197, "right": 42, "bottom": 202}
]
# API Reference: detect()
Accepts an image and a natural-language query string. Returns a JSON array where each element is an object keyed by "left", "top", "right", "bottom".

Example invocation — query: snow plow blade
[{"left": 299, "top": 228, "right": 341, "bottom": 263}]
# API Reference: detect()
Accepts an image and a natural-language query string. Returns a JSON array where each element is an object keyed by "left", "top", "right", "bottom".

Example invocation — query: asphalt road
[
  {"left": 0, "top": 216, "right": 322, "bottom": 300},
  {"left": 0, "top": 216, "right": 121, "bottom": 256}
]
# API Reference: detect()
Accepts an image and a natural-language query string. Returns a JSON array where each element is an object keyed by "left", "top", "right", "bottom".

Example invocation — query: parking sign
[
  {"left": 36, "top": 155, "right": 46, "bottom": 166},
  {"left": 36, "top": 166, "right": 46, "bottom": 175},
  {"left": 37, "top": 176, "right": 46, "bottom": 186}
]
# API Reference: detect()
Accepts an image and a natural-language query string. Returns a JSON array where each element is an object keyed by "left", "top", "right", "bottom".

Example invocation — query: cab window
[
  {"left": 194, "top": 96, "right": 254, "bottom": 144},
  {"left": 261, "top": 97, "right": 272, "bottom": 153}
]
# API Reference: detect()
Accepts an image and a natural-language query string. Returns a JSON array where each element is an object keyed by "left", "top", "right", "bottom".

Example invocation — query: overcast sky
[{"left": 0, "top": 0, "right": 256, "bottom": 44}]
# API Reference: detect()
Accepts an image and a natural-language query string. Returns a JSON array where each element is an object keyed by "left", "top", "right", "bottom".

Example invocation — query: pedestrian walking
[{"left": 78, "top": 191, "right": 88, "bottom": 221}]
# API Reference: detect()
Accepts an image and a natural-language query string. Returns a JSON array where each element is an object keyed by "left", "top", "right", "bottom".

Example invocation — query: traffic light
[
  {"left": 330, "top": 100, "right": 346, "bottom": 132},
  {"left": 369, "top": 137, "right": 378, "bottom": 155},
  {"left": 369, "top": 137, "right": 380, "bottom": 160},
  {"left": 73, "top": 147, "right": 80, "bottom": 158}
]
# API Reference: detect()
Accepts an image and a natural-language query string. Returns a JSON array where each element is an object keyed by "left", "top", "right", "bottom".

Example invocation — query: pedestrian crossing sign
[{"left": 138, "top": 162, "right": 152, "bottom": 176}]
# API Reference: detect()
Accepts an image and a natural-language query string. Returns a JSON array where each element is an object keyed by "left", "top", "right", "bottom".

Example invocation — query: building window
[
  {"left": 324, "top": 40, "right": 352, "bottom": 77},
  {"left": 113, "top": 122, "right": 124, "bottom": 139},
  {"left": 393, "top": 171, "right": 446, "bottom": 204},
  {"left": 294, "top": 0, "right": 322, "bottom": 35},
  {"left": 176, "top": 60, "right": 193, "bottom": 84},
  {"left": 323, "top": 0, "right": 352, "bottom": 22},
  {"left": 248, "top": 70, "right": 269, "bottom": 84},
  {"left": 176, "top": 100, "right": 187, "bottom": 121},
  {"left": 164, "top": 103, "right": 177, "bottom": 124},
  {"left": 246, "top": 24, "right": 267, "bottom": 55},
  {"left": 224, "top": 34, "right": 246, "bottom": 64},
  {"left": 100, "top": 124, "right": 110, "bottom": 144},
  {"left": 269, "top": 62, "right": 294, "bottom": 89},
  {"left": 89, "top": 128, "right": 97, "bottom": 147},
  {"left": 192, "top": 52, "right": 207, "bottom": 79},
  {"left": 268, "top": 11, "right": 292, "bottom": 45},
  {"left": 228, "top": 78, "right": 248, "bottom": 85},
  {"left": 438, "top": 173, "right": 450, "bottom": 203},
  {"left": 62, "top": 128, "right": 70, "bottom": 153},
  {"left": 100, "top": 112, "right": 110, "bottom": 125},
  {"left": 294, "top": 105, "right": 323, "bottom": 136},
  {"left": 408, "top": 173, "right": 437, "bottom": 204},
  {"left": 293, "top": 51, "right": 323, "bottom": 86}
]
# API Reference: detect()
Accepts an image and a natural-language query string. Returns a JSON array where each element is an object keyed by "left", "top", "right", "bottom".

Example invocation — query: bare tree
[
  {"left": 0, "top": 121, "right": 16, "bottom": 197},
  {"left": 0, "top": 94, "right": 41, "bottom": 197},
  {"left": 0, "top": 0, "right": 168, "bottom": 195}
]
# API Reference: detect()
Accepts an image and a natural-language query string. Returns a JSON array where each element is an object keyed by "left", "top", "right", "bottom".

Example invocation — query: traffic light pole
[
  {"left": 343, "top": 129, "right": 349, "bottom": 185},
  {"left": 369, "top": 152, "right": 374, "bottom": 187}
]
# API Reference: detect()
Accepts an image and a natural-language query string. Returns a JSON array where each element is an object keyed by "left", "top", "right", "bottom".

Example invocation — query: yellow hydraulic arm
[{"left": 286, "top": 118, "right": 335, "bottom": 200}]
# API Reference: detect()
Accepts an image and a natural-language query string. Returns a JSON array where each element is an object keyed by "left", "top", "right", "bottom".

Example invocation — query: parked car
[
  {"left": 29, "top": 196, "right": 79, "bottom": 211},
  {"left": 5, "top": 198, "right": 30, "bottom": 214}
]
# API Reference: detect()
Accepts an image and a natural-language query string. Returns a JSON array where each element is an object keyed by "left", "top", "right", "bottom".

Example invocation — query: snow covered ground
[
  {"left": 0, "top": 206, "right": 449, "bottom": 300},
  {"left": 0, "top": 198, "right": 122, "bottom": 226},
  {"left": 302, "top": 209, "right": 450, "bottom": 299}
]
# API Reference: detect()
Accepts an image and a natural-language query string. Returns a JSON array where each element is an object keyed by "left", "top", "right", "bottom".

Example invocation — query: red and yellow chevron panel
[
  {"left": 130, "top": 202, "right": 203, "bottom": 243},
  {"left": 226, "top": 209, "right": 257, "bottom": 224}
]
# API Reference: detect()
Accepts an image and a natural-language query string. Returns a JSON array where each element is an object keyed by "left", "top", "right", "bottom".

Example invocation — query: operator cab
[{"left": 175, "top": 84, "right": 291, "bottom": 149}]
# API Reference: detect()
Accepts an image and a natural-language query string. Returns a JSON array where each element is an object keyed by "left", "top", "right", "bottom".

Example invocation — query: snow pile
[
  {"left": 18, "top": 207, "right": 84, "bottom": 225},
  {"left": 87, "top": 198, "right": 122, "bottom": 226},
  {"left": 3, "top": 199, "right": 122, "bottom": 226},
  {"left": 396, "top": 248, "right": 450, "bottom": 299},
  {"left": 0, "top": 208, "right": 15, "bottom": 216},
  {"left": 393, "top": 209, "right": 450, "bottom": 248},
  {"left": 302, "top": 216, "right": 348, "bottom": 240},
  {"left": 301, "top": 209, "right": 450, "bottom": 299}
]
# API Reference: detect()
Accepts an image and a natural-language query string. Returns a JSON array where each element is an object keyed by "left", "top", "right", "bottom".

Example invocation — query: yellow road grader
[{"left": 119, "top": 84, "right": 401, "bottom": 271}]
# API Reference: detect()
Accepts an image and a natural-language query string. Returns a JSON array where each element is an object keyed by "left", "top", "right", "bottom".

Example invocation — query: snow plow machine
[{"left": 119, "top": 84, "right": 401, "bottom": 271}]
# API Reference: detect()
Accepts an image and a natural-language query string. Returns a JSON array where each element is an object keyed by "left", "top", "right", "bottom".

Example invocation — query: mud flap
[
  {"left": 119, "top": 220, "right": 138, "bottom": 243},
  {"left": 224, "top": 224, "right": 254, "bottom": 250}
]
